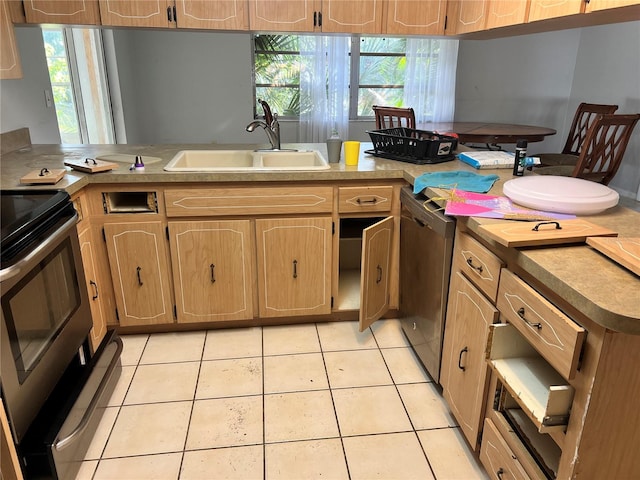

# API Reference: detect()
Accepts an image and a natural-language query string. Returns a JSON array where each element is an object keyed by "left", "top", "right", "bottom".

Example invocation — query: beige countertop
[{"left": 2, "top": 141, "right": 639, "bottom": 334}]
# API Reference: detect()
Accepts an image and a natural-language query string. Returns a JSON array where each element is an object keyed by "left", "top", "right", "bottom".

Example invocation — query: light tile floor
[{"left": 76, "top": 319, "right": 488, "bottom": 480}]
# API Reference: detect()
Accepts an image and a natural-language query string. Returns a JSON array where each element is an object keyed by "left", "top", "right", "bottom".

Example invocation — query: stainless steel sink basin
[{"left": 164, "top": 149, "right": 330, "bottom": 172}]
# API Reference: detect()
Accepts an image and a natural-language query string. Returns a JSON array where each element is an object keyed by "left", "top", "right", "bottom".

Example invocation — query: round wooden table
[{"left": 419, "top": 122, "right": 557, "bottom": 145}]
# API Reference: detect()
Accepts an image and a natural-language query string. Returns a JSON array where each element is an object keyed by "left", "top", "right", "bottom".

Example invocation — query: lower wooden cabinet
[
  {"left": 168, "top": 220, "right": 254, "bottom": 322},
  {"left": 255, "top": 217, "right": 332, "bottom": 318},
  {"left": 440, "top": 270, "right": 499, "bottom": 450},
  {"left": 480, "top": 418, "right": 532, "bottom": 480},
  {"left": 78, "top": 227, "right": 108, "bottom": 352},
  {"left": 103, "top": 222, "right": 174, "bottom": 326}
]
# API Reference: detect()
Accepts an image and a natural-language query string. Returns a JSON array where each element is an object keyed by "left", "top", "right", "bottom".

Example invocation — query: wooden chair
[
  {"left": 536, "top": 113, "right": 640, "bottom": 185},
  {"left": 538, "top": 102, "right": 618, "bottom": 166},
  {"left": 372, "top": 105, "right": 416, "bottom": 129}
]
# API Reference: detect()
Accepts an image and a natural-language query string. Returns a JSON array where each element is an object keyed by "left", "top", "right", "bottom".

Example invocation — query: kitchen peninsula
[{"left": 1, "top": 136, "right": 639, "bottom": 479}]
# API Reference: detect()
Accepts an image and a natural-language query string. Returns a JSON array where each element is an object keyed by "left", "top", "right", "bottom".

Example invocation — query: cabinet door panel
[
  {"left": 441, "top": 271, "right": 499, "bottom": 450},
  {"left": 528, "top": 0, "right": 583, "bottom": 21},
  {"left": 104, "top": 222, "right": 173, "bottom": 326},
  {"left": 175, "top": 0, "right": 248, "bottom": 30},
  {"left": 249, "top": 0, "right": 314, "bottom": 32},
  {"left": 78, "top": 227, "right": 107, "bottom": 352},
  {"left": 359, "top": 216, "right": 394, "bottom": 331},
  {"left": 585, "top": 0, "right": 639, "bottom": 10},
  {"left": 385, "top": 0, "right": 446, "bottom": 35},
  {"left": 486, "top": 1, "right": 528, "bottom": 29},
  {"left": 446, "top": 0, "right": 488, "bottom": 35},
  {"left": 99, "top": 0, "right": 171, "bottom": 27},
  {"left": 169, "top": 220, "right": 254, "bottom": 322},
  {"left": 256, "top": 217, "right": 332, "bottom": 318},
  {"left": 0, "top": 0, "right": 22, "bottom": 79},
  {"left": 24, "top": 0, "right": 100, "bottom": 24},
  {"left": 321, "top": 0, "right": 383, "bottom": 33}
]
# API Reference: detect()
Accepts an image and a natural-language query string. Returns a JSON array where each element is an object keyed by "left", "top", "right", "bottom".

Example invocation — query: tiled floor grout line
[
  {"left": 261, "top": 326, "right": 267, "bottom": 480},
  {"left": 316, "top": 322, "right": 352, "bottom": 480}
]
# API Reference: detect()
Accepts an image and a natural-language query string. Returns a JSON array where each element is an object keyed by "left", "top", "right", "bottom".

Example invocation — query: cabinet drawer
[
  {"left": 480, "top": 418, "right": 531, "bottom": 480},
  {"left": 165, "top": 186, "right": 333, "bottom": 217},
  {"left": 338, "top": 186, "right": 393, "bottom": 213},
  {"left": 453, "top": 232, "right": 504, "bottom": 301},
  {"left": 497, "top": 269, "right": 586, "bottom": 381}
]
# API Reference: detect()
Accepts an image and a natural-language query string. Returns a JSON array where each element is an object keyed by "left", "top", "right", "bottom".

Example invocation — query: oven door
[{"left": 1, "top": 214, "right": 92, "bottom": 444}]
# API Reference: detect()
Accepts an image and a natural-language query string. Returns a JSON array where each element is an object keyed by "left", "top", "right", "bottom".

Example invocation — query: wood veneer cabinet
[
  {"left": 384, "top": 0, "right": 447, "bottom": 35},
  {"left": 23, "top": 0, "right": 100, "bottom": 24},
  {"left": 585, "top": 0, "right": 640, "bottom": 11},
  {"left": 0, "top": 0, "right": 22, "bottom": 79},
  {"left": 78, "top": 227, "right": 108, "bottom": 352},
  {"left": 445, "top": 0, "right": 488, "bottom": 35},
  {"left": 528, "top": 0, "right": 584, "bottom": 21},
  {"left": 173, "top": 0, "right": 248, "bottom": 30},
  {"left": 103, "top": 222, "right": 174, "bottom": 326},
  {"left": 99, "top": 0, "right": 172, "bottom": 27}
]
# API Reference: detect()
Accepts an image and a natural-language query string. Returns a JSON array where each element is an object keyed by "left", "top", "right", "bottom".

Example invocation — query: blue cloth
[{"left": 413, "top": 170, "right": 499, "bottom": 194}]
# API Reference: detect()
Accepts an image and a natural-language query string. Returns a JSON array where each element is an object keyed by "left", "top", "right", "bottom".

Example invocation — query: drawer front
[
  {"left": 497, "top": 269, "right": 586, "bottom": 381},
  {"left": 338, "top": 186, "right": 393, "bottom": 213},
  {"left": 480, "top": 418, "right": 531, "bottom": 480},
  {"left": 453, "top": 232, "right": 504, "bottom": 301},
  {"left": 165, "top": 186, "right": 333, "bottom": 217}
]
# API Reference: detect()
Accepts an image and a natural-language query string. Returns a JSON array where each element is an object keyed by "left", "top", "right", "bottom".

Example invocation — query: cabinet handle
[
  {"left": 517, "top": 307, "right": 542, "bottom": 329},
  {"left": 357, "top": 197, "right": 378, "bottom": 205},
  {"left": 210, "top": 264, "right": 216, "bottom": 283},
  {"left": 313, "top": 11, "right": 317, "bottom": 26},
  {"left": 458, "top": 347, "right": 468, "bottom": 371},
  {"left": 497, "top": 468, "right": 505, "bottom": 480},
  {"left": 318, "top": 11, "right": 322, "bottom": 27},
  {"left": 466, "top": 257, "right": 483, "bottom": 273},
  {"left": 376, "top": 264, "right": 382, "bottom": 283},
  {"left": 293, "top": 259, "right": 298, "bottom": 279},
  {"left": 167, "top": 6, "right": 172, "bottom": 22},
  {"left": 136, "top": 266, "right": 143, "bottom": 286},
  {"left": 89, "top": 280, "right": 99, "bottom": 300}
]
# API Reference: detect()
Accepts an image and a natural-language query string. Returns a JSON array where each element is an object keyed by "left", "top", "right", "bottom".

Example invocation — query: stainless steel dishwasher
[{"left": 399, "top": 186, "right": 455, "bottom": 384}]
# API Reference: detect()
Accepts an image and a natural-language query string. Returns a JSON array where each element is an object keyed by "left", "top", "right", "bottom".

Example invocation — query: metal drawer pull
[
  {"left": 357, "top": 197, "right": 378, "bottom": 204},
  {"left": 210, "top": 264, "right": 216, "bottom": 283},
  {"left": 136, "top": 266, "right": 143, "bottom": 286},
  {"left": 54, "top": 336, "right": 123, "bottom": 451},
  {"left": 376, "top": 265, "right": 383, "bottom": 283},
  {"left": 90, "top": 280, "right": 99, "bottom": 300},
  {"left": 466, "top": 257, "right": 483, "bottom": 273},
  {"left": 293, "top": 259, "right": 298, "bottom": 279},
  {"left": 497, "top": 468, "right": 505, "bottom": 479},
  {"left": 517, "top": 307, "right": 542, "bottom": 329},
  {"left": 458, "top": 347, "right": 468, "bottom": 371},
  {"left": 532, "top": 221, "right": 561, "bottom": 231}
]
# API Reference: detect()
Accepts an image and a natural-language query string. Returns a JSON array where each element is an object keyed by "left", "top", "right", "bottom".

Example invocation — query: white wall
[{"left": 0, "top": 26, "right": 60, "bottom": 143}]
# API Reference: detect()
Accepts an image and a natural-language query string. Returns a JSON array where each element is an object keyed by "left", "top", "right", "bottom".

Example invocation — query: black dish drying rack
[{"left": 366, "top": 127, "right": 458, "bottom": 165}]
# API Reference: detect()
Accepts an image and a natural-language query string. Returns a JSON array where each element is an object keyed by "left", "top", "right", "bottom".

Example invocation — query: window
[
  {"left": 42, "top": 27, "right": 115, "bottom": 144},
  {"left": 254, "top": 34, "right": 409, "bottom": 120}
]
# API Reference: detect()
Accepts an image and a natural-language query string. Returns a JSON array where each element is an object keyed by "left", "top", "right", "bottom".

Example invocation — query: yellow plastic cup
[{"left": 344, "top": 141, "right": 360, "bottom": 166}]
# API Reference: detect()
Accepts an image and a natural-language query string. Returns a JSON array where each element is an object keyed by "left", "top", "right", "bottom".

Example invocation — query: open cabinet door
[{"left": 359, "top": 216, "right": 394, "bottom": 331}]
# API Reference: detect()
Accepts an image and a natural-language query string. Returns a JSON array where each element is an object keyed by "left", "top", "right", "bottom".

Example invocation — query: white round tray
[{"left": 503, "top": 176, "right": 619, "bottom": 215}]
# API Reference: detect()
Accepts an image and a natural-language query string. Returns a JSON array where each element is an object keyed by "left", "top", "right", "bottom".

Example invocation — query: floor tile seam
[
  {"left": 85, "top": 405, "right": 122, "bottom": 464},
  {"left": 179, "top": 349, "right": 205, "bottom": 477},
  {"left": 261, "top": 326, "right": 267, "bottom": 480},
  {"left": 136, "top": 359, "right": 203, "bottom": 366},
  {"left": 319, "top": 346, "right": 379, "bottom": 354},
  {"left": 314, "top": 323, "right": 353, "bottom": 480},
  {"left": 201, "top": 354, "right": 263, "bottom": 362},
  {"left": 412, "top": 429, "right": 438, "bottom": 480},
  {"left": 98, "top": 448, "right": 190, "bottom": 461},
  {"left": 117, "top": 398, "right": 196, "bottom": 408}
]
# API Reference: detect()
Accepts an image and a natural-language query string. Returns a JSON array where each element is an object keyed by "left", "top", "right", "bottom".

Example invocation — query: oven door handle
[
  {"left": 0, "top": 215, "right": 77, "bottom": 283},
  {"left": 53, "top": 335, "right": 123, "bottom": 451}
]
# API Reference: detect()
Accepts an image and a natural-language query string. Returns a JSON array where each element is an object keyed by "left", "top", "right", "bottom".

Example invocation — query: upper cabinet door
[
  {"left": 445, "top": 0, "right": 489, "bottom": 35},
  {"left": 23, "top": 0, "right": 101, "bottom": 25},
  {"left": 99, "top": 0, "right": 172, "bottom": 27},
  {"left": 0, "top": 0, "right": 22, "bottom": 79},
  {"left": 321, "top": 0, "right": 383, "bottom": 34},
  {"left": 585, "top": 0, "right": 640, "bottom": 11},
  {"left": 528, "top": 0, "right": 584, "bottom": 21},
  {"left": 385, "top": 0, "right": 446, "bottom": 35},
  {"left": 175, "top": 0, "right": 248, "bottom": 30},
  {"left": 249, "top": 0, "right": 315, "bottom": 32},
  {"left": 359, "top": 216, "right": 394, "bottom": 332},
  {"left": 485, "top": 1, "right": 528, "bottom": 29}
]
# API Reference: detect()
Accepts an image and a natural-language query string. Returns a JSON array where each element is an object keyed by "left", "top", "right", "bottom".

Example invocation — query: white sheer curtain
[
  {"left": 404, "top": 38, "right": 459, "bottom": 124},
  {"left": 299, "top": 36, "right": 350, "bottom": 142}
]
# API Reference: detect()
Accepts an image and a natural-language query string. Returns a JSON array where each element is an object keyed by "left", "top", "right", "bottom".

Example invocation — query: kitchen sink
[{"left": 164, "top": 149, "right": 330, "bottom": 171}]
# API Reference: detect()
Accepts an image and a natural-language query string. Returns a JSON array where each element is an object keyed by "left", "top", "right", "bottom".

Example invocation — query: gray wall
[{"left": 1, "top": 21, "right": 638, "bottom": 196}]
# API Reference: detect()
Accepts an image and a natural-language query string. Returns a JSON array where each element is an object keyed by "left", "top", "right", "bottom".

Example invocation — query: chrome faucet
[{"left": 246, "top": 99, "right": 281, "bottom": 150}]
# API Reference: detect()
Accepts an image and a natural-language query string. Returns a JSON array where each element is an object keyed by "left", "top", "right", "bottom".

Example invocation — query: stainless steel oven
[{"left": 1, "top": 190, "right": 122, "bottom": 480}]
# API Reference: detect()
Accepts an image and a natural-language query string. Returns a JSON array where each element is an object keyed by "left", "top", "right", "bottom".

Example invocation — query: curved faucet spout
[{"left": 246, "top": 101, "right": 281, "bottom": 150}]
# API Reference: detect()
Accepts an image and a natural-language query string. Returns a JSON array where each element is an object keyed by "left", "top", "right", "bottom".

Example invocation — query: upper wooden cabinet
[
  {"left": 0, "top": 0, "right": 22, "bottom": 79},
  {"left": 23, "top": 0, "right": 101, "bottom": 25},
  {"left": 384, "top": 0, "right": 446, "bottom": 35},
  {"left": 445, "top": 0, "right": 488, "bottom": 35},
  {"left": 528, "top": 0, "right": 584, "bottom": 22},
  {"left": 585, "top": 0, "right": 640, "bottom": 11},
  {"left": 99, "top": 0, "right": 172, "bottom": 27},
  {"left": 248, "top": 0, "right": 383, "bottom": 33},
  {"left": 174, "top": 0, "right": 248, "bottom": 30},
  {"left": 485, "top": 1, "right": 528, "bottom": 29}
]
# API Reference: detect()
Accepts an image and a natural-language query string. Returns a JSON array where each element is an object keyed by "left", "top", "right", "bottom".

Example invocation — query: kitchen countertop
[{"left": 2, "top": 141, "right": 638, "bottom": 334}]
